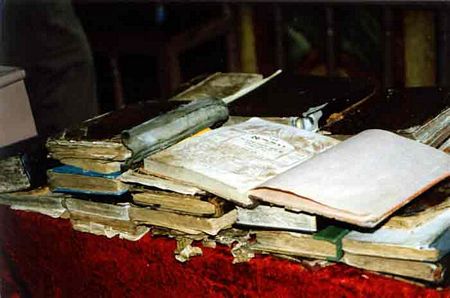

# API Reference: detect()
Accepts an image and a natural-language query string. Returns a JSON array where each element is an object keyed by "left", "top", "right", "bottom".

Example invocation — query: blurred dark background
[{"left": 71, "top": 2, "right": 448, "bottom": 113}]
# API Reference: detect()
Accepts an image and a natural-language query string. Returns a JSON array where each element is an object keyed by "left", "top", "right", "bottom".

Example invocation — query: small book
[{"left": 48, "top": 165, "right": 129, "bottom": 196}]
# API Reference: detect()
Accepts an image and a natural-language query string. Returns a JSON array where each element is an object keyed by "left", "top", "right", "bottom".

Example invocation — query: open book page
[
  {"left": 250, "top": 130, "right": 450, "bottom": 227},
  {"left": 144, "top": 118, "right": 338, "bottom": 206}
]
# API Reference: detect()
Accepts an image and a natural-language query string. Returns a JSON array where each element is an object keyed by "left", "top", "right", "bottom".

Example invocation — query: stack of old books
[
  {"left": 133, "top": 115, "right": 449, "bottom": 283},
  {"left": 45, "top": 98, "right": 228, "bottom": 195},
  {"left": 0, "top": 71, "right": 449, "bottom": 284}
]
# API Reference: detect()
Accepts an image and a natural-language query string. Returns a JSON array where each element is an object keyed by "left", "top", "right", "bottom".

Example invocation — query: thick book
[
  {"left": 342, "top": 253, "right": 449, "bottom": 283},
  {"left": 236, "top": 205, "right": 317, "bottom": 232},
  {"left": 120, "top": 168, "right": 205, "bottom": 196},
  {"left": 143, "top": 117, "right": 339, "bottom": 206},
  {"left": 48, "top": 165, "right": 129, "bottom": 196},
  {"left": 64, "top": 198, "right": 149, "bottom": 241},
  {"left": 129, "top": 207, "right": 237, "bottom": 236},
  {"left": 342, "top": 196, "right": 450, "bottom": 262},
  {"left": 251, "top": 226, "right": 349, "bottom": 261},
  {"left": 0, "top": 187, "right": 68, "bottom": 218},
  {"left": 46, "top": 98, "right": 229, "bottom": 169},
  {"left": 131, "top": 188, "right": 229, "bottom": 218},
  {"left": 249, "top": 129, "right": 449, "bottom": 227}
]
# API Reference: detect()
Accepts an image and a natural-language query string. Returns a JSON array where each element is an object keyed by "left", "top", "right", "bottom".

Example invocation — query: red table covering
[{"left": 0, "top": 206, "right": 449, "bottom": 297}]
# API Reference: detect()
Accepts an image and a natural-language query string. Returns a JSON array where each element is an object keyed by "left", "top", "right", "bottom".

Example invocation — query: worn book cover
[
  {"left": 129, "top": 207, "right": 237, "bottom": 236},
  {"left": 0, "top": 156, "right": 31, "bottom": 193},
  {"left": 47, "top": 98, "right": 228, "bottom": 167},
  {"left": 342, "top": 253, "right": 449, "bottom": 283},
  {"left": 120, "top": 168, "right": 205, "bottom": 196},
  {"left": 251, "top": 226, "right": 349, "bottom": 261},
  {"left": 48, "top": 165, "right": 128, "bottom": 196},
  {"left": 131, "top": 188, "right": 229, "bottom": 218},
  {"left": 169, "top": 72, "right": 264, "bottom": 103},
  {"left": 0, "top": 187, "right": 68, "bottom": 218}
]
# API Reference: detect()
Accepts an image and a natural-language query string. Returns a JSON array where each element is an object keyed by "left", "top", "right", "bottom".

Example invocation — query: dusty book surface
[{"left": 169, "top": 72, "right": 273, "bottom": 104}]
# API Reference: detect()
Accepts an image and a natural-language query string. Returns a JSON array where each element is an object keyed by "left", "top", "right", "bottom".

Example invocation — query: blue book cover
[
  {"left": 50, "top": 165, "right": 121, "bottom": 179},
  {"left": 49, "top": 165, "right": 127, "bottom": 196}
]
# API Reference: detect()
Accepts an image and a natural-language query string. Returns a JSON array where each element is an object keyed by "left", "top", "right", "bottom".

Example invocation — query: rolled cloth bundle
[{"left": 122, "top": 98, "right": 229, "bottom": 166}]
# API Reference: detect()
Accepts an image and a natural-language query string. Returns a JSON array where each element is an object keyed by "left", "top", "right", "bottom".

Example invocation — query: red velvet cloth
[{"left": 0, "top": 206, "right": 449, "bottom": 297}]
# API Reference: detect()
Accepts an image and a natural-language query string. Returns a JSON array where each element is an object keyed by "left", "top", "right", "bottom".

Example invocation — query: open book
[
  {"left": 144, "top": 118, "right": 449, "bottom": 227},
  {"left": 144, "top": 118, "right": 339, "bottom": 206},
  {"left": 249, "top": 129, "right": 449, "bottom": 227}
]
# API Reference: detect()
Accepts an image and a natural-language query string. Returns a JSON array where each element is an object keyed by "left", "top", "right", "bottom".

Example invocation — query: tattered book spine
[{"left": 121, "top": 98, "right": 229, "bottom": 165}]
